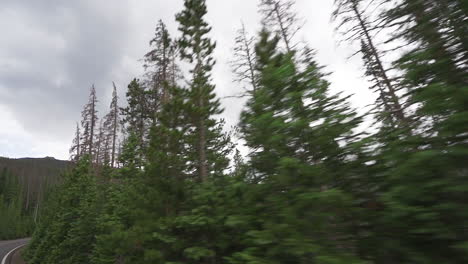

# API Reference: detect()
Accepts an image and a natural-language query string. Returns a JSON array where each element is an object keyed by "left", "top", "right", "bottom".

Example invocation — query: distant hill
[
  {"left": 0, "top": 157, "right": 71, "bottom": 209},
  {"left": 0, "top": 156, "right": 70, "bottom": 183}
]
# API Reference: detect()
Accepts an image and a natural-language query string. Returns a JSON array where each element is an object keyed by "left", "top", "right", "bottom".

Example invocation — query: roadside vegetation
[{"left": 25, "top": 0, "right": 468, "bottom": 263}]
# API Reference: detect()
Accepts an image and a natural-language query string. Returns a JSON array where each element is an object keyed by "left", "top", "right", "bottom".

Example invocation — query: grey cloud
[
  {"left": 0, "top": 0, "right": 372, "bottom": 159},
  {"left": 0, "top": 0, "right": 131, "bottom": 141}
]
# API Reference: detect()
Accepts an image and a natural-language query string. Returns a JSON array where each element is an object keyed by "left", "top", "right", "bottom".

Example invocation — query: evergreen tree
[
  {"left": 259, "top": 0, "right": 303, "bottom": 53},
  {"left": 80, "top": 85, "right": 99, "bottom": 158},
  {"left": 0, "top": 169, "right": 34, "bottom": 239},
  {"left": 144, "top": 20, "right": 180, "bottom": 111},
  {"left": 80, "top": 123, "right": 90, "bottom": 156},
  {"left": 123, "top": 84, "right": 190, "bottom": 263},
  {"left": 102, "top": 83, "right": 120, "bottom": 168},
  {"left": 231, "top": 148, "right": 245, "bottom": 176},
  {"left": 69, "top": 123, "right": 81, "bottom": 162},
  {"left": 176, "top": 0, "right": 232, "bottom": 181},
  {"left": 333, "top": 0, "right": 408, "bottom": 126},
  {"left": 333, "top": 0, "right": 468, "bottom": 262},
  {"left": 25, "top": 157, "right": 99, "bottom": 264},
  {"left": 147, "top": 85, "right": 190, "bottom": 183},
  {"left": 95, "top": 119, "right": 107, "bottom": 166},
  {"left": 382, "top": 0, "right": 467, "bottom": 135},
  {"left": 118, "top": 132, "right": 144, "bottom": 179},
  {"left": 360, "top": 0, "right": 468, "bottom": 262},
  {"left": 91, "top": 182, "right": 135, "bottom": 264},
  {"left": 120, "top": 79, "right": 147, "bottom": 163},
  {"left": 237, "top": 30, "right": 364, "bottom": 263},
  {"left": 231, "top": 23, "right": 258, "bottom": 95}
]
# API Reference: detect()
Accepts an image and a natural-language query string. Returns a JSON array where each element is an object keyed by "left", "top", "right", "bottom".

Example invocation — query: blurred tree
[
  {"left": 237, "top": 30, "right": 364, "bottom": 263},
  {"left": 333, "top": 0, "right": 408, "bottom": 126},
  {"left": 259, "top": 0, "right": 303, "bottom": 53}
]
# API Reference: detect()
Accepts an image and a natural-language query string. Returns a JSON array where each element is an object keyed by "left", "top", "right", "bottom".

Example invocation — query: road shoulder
[{"left": 10, "top": 248, "right": 26, "bottom": 264}]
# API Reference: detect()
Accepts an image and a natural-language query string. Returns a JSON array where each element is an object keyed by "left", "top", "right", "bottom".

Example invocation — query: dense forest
[
  {"left": 24, "top": 0, "right": 467, "bottom": 263},
  {"left": 0, "top": 157, "right": 69, "bottom": 239}
]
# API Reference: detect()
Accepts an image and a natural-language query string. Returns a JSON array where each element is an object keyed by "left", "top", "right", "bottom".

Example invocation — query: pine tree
[
  {"left": 333, "top": 0, "right": 408, "bottom": 126},
  {"left": 118, "top": 132, "right": 144, "bottom": 179},
  {"left": 237, "top": 30, "right": 364, "bottom": 263},
  {"left": 327, "top": 0, "right": 468, "bottom": 262},
  {"left": 124, "top": 85, "right": 190, "bottom": 263},
  {"left": 90, "top": 182, "right": 135, "bottom": 264},
  {"left": 102, "top": 83, "right": 120, "bottom": 168},
  {"left": 95, "top": 119, "right": 107, "bottom": 166},
  {"left": 176, "top": 0, "right": 231, "bottom": 182},
  {"left": 120, "top": 79, "right": 147, "bottom": 163},
  {"left": 25, "top": 157, "right": 99, "bottom": 264},
  {"left": 242, "top": 30, "right": 361, "bottom": 183},
  {"left": 144, "top": 20, "right": 180, "bottom": 112},
  {"left": 259, "top": 0, "right": 303, "bottom": 53},
  {"left": 231, "top": 148, "right": 248, "bottom": 178},
  {"left": 147, "top": 85, "right": 190, "bottom": 183},
  {"left": 69, "top": 123, "right": 81, "bottom": 162},
  {"left": 231, "top": 23, "right": 258, "bottom": 95},
  {"left": 360, "top": 1, "right": 468, "bottom": 262},
  {"left": 81, "top": 85, "right": 99, "bottom": 158},
  {"left": 0, "top": 169, "right": 34, "bottom": 240},
  {"left": 382, "top": 0, "right": 467, "bottom": 135}
]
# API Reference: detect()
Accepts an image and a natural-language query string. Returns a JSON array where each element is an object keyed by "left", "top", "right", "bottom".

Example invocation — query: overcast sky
[{"left": 0, "top": 0, "right": 374, "bottom": 160}]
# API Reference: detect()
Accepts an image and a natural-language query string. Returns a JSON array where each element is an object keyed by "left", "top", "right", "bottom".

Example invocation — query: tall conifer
[
  {"left": 144, "top": 20, "right": 180, "bottom": 112},
  {"left": 69, "top": 123, "right": 81, "bottom": 162},
  {"left": 176, "top": 0, "right": 231, "bottom": 181},
  {"left": 333, "top": 0, "right": 408, "bottom": 126},
  {"left": 81, "top": 85, "right": 99, "bottom": 158},
  {"left": 120, "top": 79, "right": 147, "bottom": 163},
  {"left": 103, "top": 83, "right": 120, "bottom": 168},
  {"left": 231, "top": 23, "right": 258, "bottom": 95},
  {"left": 238, "top": 30, "right": 363, "bottom": 263},
  {"left": 259, "top": 0, "right": 303, "bottom": 53}
]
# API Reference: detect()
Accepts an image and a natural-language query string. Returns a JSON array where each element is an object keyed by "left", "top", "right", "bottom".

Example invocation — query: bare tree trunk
[
  {"left": 25, "top": 180, "right": 30, "bottom": 211},
  {"left": 198, "top": 103, "right": 208, "bottom": 182},
  {"left": 90, "top": 85, "right": 97, "bottom": 156},
  {"left": 273, "top": 2, "right": 292, "bottom": 53},
  {"left": 77, "top": 125, "right": 80, "bottom": 158},
  {"left": 241, "top": 24, "right": 258, "bottom": 92},
  {"left": 34, "top": 181, "right": 41, "bottom": 223},
  {"left": 195, "top": 58, "right": 208, "bottom": 182},
  {"left": 96, "top": 121, "right": 104, "bottom": 165},
  {"left": 351, "top": 2, "right": 407, "bottom": 123},
  {"left": 162, "top": 43, "right": 169, "bottom": 104},
  {"left": 111, "top": 83, "right": 118, "bottom": 168}
]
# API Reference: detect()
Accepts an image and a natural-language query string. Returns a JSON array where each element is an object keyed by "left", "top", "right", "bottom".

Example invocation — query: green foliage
[
  {"left": 25, "top": 157, "right": 99, "bottom": 264},
  {"left": 0, "top": 168, "right": 35, "bottom": 240},
  {"left": 176, "top": 0, "right": 232, "bottom": 181},
  {"left": 120, "top": 79, "right": 148, "bottom": 157},
  {"left": 25, "top": 0, "right": 468, "bottom": 264}
]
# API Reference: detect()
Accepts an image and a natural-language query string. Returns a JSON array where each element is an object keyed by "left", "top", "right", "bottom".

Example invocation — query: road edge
[{"left": 1, "top": 244, "right": 27, "bottom": 264}]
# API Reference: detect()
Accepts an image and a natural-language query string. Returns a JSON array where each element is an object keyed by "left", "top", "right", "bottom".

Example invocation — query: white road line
[{"left": 1, "top": 244, "right": 26, "bottom": 264}]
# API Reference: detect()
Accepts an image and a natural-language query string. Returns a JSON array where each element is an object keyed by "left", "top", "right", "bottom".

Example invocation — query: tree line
[
  {"left": 0, "top": 168, "right": 34, "bottom": 239},
  {"left": 25, "top": 0, "right": 468, "bottom": 263},
  {"left": 0, "top": 157, "right": 68, "bottom": 240}
]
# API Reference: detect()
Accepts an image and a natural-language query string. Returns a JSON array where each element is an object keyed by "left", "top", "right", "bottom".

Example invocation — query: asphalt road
[{"left": 0, "top": 239, "right": 29, "bottom": 264}]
